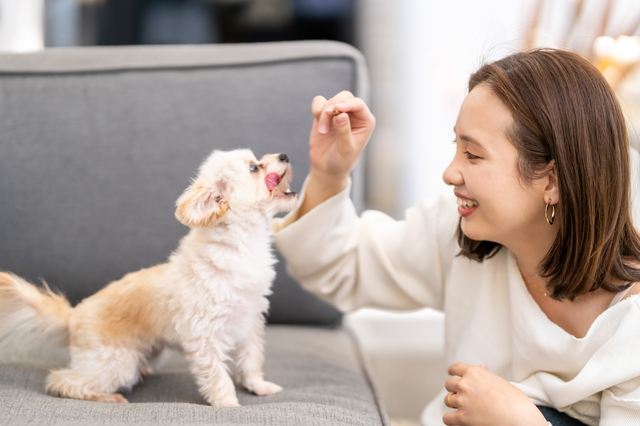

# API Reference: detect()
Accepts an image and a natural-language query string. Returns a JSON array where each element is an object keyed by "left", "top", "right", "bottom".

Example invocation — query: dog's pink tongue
[{"left": 265, "top": 173, "right": 281, "bottom": 190}]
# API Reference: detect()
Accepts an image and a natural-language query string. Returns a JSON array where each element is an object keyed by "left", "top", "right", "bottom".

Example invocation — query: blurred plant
[
  {"left": 523, "top": 0, "right": 640, "bottom": 147},
  {"left": 524, "top": 0, "right": 640, "bottom": 89},
  {"left": 592, "top": 34, "right": 640, "bottom": 88}
]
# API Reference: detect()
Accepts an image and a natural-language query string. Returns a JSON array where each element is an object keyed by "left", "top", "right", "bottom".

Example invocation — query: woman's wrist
[
  {"left": 309, "top": 168, "right": 349, "bottom": 194},
  {"left": 298, "top": 168, "right": 349, "bottom": 217}
]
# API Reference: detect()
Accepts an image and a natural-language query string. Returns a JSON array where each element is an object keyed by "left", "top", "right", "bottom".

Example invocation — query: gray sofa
[{"left": 0, "top": 40, "right": 389, "bottom": 426}]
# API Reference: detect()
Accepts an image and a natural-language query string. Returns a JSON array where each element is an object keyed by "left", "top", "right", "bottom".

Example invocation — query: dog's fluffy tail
[{"left": 0, "top": 272, "right": 73, "bottom": 354}]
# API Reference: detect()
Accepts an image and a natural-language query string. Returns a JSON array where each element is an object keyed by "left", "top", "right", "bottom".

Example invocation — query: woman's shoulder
[
  {"left": 361, "top": 193, "right": 460, "bottom": 245},
  {"left": 611, "top": 257, "right": 640, "bottom": 305},
  {"left": 409, "top": 193, "right": 459, "bottom": 232},
  {"left": 616, "top": 282, "right": 640, "bottom": 304}
]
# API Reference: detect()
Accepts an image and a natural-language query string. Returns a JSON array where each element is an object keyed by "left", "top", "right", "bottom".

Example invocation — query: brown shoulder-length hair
[{"left": 457, "top": 48, "right": 640, "bottom": 300}]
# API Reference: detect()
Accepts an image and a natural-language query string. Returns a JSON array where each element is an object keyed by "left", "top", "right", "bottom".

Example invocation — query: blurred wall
[
  {"left": 0, "top": 0, "right": 44, "bottom": 52},
  {"left": 358, "top": 0, "right": 640, "bottom": 218}
]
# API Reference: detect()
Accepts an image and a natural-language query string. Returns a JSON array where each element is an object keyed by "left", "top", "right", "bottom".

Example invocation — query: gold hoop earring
[{"left": 545, "top": 200, "right": 555, "bottom": 225}]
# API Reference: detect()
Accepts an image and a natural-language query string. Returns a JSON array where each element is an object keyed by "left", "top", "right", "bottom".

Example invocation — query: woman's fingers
[
  {"left": 324, "top": 97, "right": 373, "bottom": 127},
  {"left": 315, "top": 91, "right": 356, "bottom": 134},
  {"left": 331, "top": 112, "right": 355, "bottom": 157},
  {"left": 442, "top": 411, "right": 462, "bottom": 425},
  {"left": 444, "top": 378, "right": 461, "bottom": 415},
  {"left": 443, "top": 391, "right": 460, "bottom": 409},
  {"left": 330, "top": 90, "right": 356, "bottom": 105},
  {"left": 324, "top": 97, "right": 361, "bottom": 115},
  {"left": 307, "top": 91, "right": 374, "bottom": 180},
  {"left": 328, "top": 97, "right": 375, "bottom": 157},
  {"left": 445, "top": 377, "right": 460, "bottom": 393},
  {"left": 311, "top": 95, "right": 328, "bottom": 118},
  {"left": 448, "top": 362, "right": 472, "bottom": 377}
]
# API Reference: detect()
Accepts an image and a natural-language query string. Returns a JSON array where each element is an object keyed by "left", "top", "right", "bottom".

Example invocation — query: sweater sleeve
[
  {"left": 271, "top": 179, "right": 459, "bottom": 313},
  {"left": 600, "top": 377, "right": 640, "bottom": 426}
]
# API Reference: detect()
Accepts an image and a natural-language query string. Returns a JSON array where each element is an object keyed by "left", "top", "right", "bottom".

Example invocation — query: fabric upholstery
[{"left": 0, "top": 325, "right": 390, "bottom": 425}]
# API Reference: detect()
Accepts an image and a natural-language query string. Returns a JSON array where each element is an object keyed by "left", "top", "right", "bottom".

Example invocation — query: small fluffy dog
[{"left": 0, "top": 149, "right": 297, "bottom": 406}]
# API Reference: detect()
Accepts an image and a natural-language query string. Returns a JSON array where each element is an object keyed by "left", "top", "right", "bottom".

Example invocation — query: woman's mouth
[
  {"left": 457, "top": 197, "right": 479, "bottom": 208},
  {"left": 457, "top": 197, "right": 479, "bottom": 217}
]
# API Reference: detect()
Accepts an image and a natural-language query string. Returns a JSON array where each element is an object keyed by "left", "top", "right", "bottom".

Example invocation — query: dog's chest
[
  {"left": 172, "top": 229, "right": 276, "bottom": 343},
  {"left": 182, "top": 264, "right": 273, "bottom": 338},
  {"left": 185, "top": 286, "right": 268, "bottom": 344}
]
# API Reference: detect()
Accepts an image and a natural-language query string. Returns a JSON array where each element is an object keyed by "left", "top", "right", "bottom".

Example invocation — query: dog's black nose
[{"left": 279, "top": 153, "right": 289, "bottom": 163}]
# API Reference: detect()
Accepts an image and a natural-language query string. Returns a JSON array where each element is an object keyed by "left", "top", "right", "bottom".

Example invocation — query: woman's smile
[
  {"left": 456, "top": 194, "right": 479, "bottom": 216},
  {"left": 457, "top": 204, "right": 478, "bottom": 217}
]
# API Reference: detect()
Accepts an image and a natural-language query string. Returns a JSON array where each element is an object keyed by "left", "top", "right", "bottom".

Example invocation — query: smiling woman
[
  {"left": 272, "top": 48, "right": 640, "bottom": 426},
  {"left": 454, "top": 50, "right": 640, "bottom": 302}
]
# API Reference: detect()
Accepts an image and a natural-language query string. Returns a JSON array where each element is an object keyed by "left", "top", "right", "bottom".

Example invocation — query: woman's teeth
[{"left": 457, "top": 197, "right": 479, "bottom": 208}]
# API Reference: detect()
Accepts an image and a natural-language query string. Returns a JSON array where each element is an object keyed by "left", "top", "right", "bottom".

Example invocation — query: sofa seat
[{"left": 0, "top": 325, "right": 388, "bottom": 426}]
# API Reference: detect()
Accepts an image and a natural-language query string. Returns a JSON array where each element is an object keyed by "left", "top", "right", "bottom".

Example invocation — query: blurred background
[{"left": 2, "top": 0, "right": 640, "bottom": 424}]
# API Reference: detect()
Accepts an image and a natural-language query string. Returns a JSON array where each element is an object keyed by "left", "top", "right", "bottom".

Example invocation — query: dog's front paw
[
  {"left": 246, "top": 380, "right": 283, "bottom": 396},
  {"left": 211, "top": 394, "right": 241, "bottom": 407},
  {"left": 94, "top": 393, "right": 129, "bottom": 403},
  {"left": 140, "top": 365, "right": 154, "bottom": 376}
]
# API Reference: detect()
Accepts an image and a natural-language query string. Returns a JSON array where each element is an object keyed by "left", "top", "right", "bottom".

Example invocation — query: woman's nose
[{"left": 442, "top": 158, "right": 462, "bottom": 186}]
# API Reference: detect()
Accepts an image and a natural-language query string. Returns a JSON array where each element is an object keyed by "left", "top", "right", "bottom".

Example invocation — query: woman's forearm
[{"left": 298, "top": 168, "right": 349, "bottom": 218}]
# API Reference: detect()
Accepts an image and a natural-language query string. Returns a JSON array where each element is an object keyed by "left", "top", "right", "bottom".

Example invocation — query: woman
[{"left": 272, "top": 49, "right": 640, "bottom": 426}]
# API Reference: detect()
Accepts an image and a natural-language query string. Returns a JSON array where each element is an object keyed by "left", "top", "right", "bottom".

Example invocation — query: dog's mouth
[
  {"left": 265, "top": 173, "right": 281, "bottom": 190},
  {"left": 265, "top": 171, "right": 296, "bottom": 197}
]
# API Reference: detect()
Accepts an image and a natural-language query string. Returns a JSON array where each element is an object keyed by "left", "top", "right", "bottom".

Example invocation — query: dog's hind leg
[
  {"left": 139, "top": 345, "right": 166, "bottom": 376},
  {"left": 46, "top": 347, "right": 142, "bottom": 403}
]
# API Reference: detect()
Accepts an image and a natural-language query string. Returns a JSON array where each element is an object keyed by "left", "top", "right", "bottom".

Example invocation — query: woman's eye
[
  {"left": 250, "top": 164, "right": 259, "bottom": 172},
  {"left": 464, "top": 151, "right": 480, "bottom": 160}
]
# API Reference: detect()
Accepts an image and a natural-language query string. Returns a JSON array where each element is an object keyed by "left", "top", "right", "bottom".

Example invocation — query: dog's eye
[{"left": 250, "top": 164, "right": 259, "bottom": 172}]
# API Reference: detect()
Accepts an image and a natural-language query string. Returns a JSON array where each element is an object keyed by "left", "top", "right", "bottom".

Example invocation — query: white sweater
[{"left": 272, "top": 152, "right": 640, "bottom": 426}]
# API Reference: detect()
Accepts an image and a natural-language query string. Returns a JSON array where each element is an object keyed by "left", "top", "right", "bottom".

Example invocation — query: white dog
[{"left": 0, "top": 149, "right": 297, "bottom": 406}]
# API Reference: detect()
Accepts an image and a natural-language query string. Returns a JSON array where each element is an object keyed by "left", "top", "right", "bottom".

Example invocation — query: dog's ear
[{"left": 175, "top": 178, "right": 229, "bottom": 227}]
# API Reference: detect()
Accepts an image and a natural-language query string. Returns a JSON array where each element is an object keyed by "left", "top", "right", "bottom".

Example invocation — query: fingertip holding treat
[{"left": 335, "top": 113, "right": 348, "bottom": 126}]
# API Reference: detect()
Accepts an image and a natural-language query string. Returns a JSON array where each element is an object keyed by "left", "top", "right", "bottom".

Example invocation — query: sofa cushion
[
  {"left": 0, "top": 41, "right": 368, "bottom": 326},
  {"left": 0, "top": 325, "right": 389, "bottom": 425}
]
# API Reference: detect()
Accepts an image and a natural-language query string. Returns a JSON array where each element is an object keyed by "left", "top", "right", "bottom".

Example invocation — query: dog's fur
[{"left": 0, "top": 149, "right": 297, "bottom": 406}]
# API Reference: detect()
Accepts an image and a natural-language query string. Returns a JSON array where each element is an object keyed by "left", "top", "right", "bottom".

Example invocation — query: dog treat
[{"left": 332, "top": 109, "right": 341, "bottom": 116}]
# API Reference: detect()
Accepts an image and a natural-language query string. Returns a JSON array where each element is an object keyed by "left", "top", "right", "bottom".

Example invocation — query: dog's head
[{"left": 175, "top": 149, "right": 297, "bottom": 228}]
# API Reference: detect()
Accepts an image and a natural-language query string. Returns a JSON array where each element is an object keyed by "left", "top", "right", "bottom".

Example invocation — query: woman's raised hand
[
  {"left": 310, "top": 91, "right": 375, "bottom": 181},
  {"left": 299, "top": 91, "right": 375, "bottom": 217}
]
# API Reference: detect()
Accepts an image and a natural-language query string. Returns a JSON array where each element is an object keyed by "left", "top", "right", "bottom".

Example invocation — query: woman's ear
[
  {"left": 175, "top": 178, "right": 229, "bottom": 227},
  {"left": 543, "top": 159, "right": 558, "bottom": 204}
]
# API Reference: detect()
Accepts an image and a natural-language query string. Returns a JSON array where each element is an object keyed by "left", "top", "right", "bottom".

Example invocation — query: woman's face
[{"left": 443, "top": 84, "right": 553, "bottom": 249}]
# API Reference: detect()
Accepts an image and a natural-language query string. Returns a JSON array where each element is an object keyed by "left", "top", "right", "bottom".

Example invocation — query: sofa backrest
[{"left": 0, "top": 41, "right": 369, "bottom": 327}]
